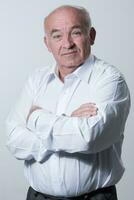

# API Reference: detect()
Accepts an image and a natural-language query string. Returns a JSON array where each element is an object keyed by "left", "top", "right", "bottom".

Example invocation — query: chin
[
  {"left": 62, "top": 59, "right": 83, "bottom": 68},
  {"left": 62, "top": 63, "right": 80, "bottom": 68}
]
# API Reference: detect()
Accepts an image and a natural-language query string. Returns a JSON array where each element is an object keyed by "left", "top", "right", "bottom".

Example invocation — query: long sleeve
[
  {"left": 27, "top": 72, "right": 130, "bottom": 154},
  {"left": 6, "top": 63, "right": 131, "bottom": 161},
  {"left": 6, "top": 70, "right": 56, "bottom": 162}
]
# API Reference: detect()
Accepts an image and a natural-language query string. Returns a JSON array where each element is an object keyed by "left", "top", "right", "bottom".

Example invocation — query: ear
[
  {"left": 44, "top": 36, "right": 52, "bottom": 52},
  {"left": 89, "top": 27, "right": 96, "bottom": 45}
]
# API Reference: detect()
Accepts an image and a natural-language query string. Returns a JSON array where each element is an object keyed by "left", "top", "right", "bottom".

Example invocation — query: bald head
[
  {"left": 43, "top": 5, "right": 96, "bottom": 74},
  {"left": 44, "top": 5, "right": 92, "bottom": 34}
]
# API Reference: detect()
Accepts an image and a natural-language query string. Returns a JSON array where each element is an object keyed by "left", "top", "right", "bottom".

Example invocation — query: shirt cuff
[
  {"left": 36, "top": 110, "right": 59, "bottom": 133},
  {"left": 27, "top": 109, "right": 60, "bottom": 137},
  {"left": 27, "top": 109, "right": 43, "bottom": 131}
]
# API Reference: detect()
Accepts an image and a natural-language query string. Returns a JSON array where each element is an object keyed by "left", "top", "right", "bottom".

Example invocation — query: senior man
[{"left": 6, "top": 5, "right": 130, "bottom": 200}]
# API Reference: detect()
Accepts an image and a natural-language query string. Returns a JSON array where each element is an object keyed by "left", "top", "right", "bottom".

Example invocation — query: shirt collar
[
  {"left": 47, "top": 54, "right": 95, "bottom": 83},
  {"left": 73, "top": 54, "right": 95, "bottom": 83},
  {"left": 46, "top": 61, "right": 58, "bottom": 83}
]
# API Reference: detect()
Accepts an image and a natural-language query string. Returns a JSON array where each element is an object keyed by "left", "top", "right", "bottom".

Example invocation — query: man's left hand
[{"left": 71, "top": 103, "right": 98, "bottom": 117}]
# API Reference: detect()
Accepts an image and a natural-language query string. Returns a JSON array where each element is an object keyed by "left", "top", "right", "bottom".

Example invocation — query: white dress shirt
[{"left": 6, "top": 55, "right": 130, "bottom": 197}]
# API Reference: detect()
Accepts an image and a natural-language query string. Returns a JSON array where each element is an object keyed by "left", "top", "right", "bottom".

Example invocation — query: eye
[
  {"left": 72, "top": 29, "right": 82, "bottom": 37},
  {"left": 52, "top": 33, "right": 62, "bottom": 41}
]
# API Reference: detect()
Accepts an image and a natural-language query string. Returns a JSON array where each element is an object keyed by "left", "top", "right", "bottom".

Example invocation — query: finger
[
  {"left": 79, "top": 105, "right": 97, "bottom": 112},
  {"left": 79, "top": 103, "right": 96, "bottom": 108},
  {"left": 72, "top": 113, "right": 93, "bottom": 117},
  {"left": 77, "top": 106, "right": 97, "bottom": 113},
  {"left": 71, "top": 107, "right": 97, "bottom": 117},
  {"left": 71, "top": 110, "right": 81, "bottom": 116},
  {"left": 72, "top": 109, "right": 97, "bottom": 117}
]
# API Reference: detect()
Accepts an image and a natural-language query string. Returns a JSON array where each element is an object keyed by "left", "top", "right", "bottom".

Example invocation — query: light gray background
[{"left": 0, "top": 0, "right": 133, "bottom": 199}]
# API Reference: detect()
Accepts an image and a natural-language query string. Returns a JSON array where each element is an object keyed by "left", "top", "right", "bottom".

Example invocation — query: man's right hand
[{"left": 71, "top": 103, "right": 98, "bottom": 117}]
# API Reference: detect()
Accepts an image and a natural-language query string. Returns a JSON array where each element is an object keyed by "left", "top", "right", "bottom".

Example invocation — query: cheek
[
  {"left": 75, "top": 38, "right": 89, "bottom": 50},
  {"left": 83, "top": 39, "right": 90, "bottom": 51},
  {"left": 48, "top": 43, "right": 60, "bottom": 55},
  {"left": 78, "top": 40, "right": 90, "bottom": 58}
]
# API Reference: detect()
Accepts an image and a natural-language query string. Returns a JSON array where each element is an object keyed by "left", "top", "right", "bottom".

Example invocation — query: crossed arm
[
  {"left": 6, "top": 100, "right": 98, "bottom": 162},
  {"left": 6, "top": 71, "right": 130, "bottom": 162},
  {"left": 27, "top": 102, "right": 98, "bottom": 122}
]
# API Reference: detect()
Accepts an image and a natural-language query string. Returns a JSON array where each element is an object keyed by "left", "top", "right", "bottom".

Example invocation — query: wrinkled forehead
[{"left": 44, "top": 8, "right": 87, "bottom": 34}]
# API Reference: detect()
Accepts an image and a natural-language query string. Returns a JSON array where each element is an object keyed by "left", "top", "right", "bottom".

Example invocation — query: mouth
[{"left": 61, "top": 51, "right": 78, "bottom": 56}]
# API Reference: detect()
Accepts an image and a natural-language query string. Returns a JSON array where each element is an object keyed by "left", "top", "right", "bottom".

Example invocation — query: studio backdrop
[{"left": 0, "top": 1, "right": 133, "bottom": 200}]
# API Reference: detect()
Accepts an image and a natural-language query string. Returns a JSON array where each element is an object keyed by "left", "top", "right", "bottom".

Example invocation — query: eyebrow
[
  {"left": 71, "top": 25, "right": 83, "bottom": 30},
  {"left": 50, "top": 25, "right": 83, "bottom": 36},
  {"left": 50, "top": 29, "right": 61, "bottom": 36}
]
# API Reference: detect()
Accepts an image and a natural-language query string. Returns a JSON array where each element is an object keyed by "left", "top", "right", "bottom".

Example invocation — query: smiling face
[{"left": 44, "top": 7, "right": 96, "bottom": 73}]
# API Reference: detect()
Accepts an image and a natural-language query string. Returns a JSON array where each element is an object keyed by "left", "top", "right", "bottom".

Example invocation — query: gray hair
[{"left": 44, "top": 5, "right": 92, "bottom": 33}]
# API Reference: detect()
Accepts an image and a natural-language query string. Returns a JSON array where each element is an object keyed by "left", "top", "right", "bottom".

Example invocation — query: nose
[{"left": 62, "top": 35, "right": 74, "bottom": 49}]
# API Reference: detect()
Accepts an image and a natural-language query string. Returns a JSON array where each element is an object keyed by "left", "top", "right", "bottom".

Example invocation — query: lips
[{"left": 62, "top": 51, "right": 78, "bottom": 56}]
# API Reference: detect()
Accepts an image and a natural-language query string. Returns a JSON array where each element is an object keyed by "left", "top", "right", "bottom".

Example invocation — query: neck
[{"left": 58, "top": 65, "right": 80, "bottom": 82}]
